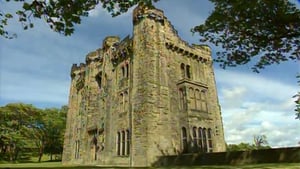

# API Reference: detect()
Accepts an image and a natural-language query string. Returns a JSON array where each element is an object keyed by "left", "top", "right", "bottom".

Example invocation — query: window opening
[{"left": 182, "top": 127, "right": 188, "bottom": 153}]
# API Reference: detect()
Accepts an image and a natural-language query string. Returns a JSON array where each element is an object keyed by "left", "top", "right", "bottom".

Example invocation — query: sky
[{"left": 1, "top": 0, "right": 300, "bottom": 148}]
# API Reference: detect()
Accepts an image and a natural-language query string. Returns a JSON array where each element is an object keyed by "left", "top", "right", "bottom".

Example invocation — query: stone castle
[{"left": 62, "top": 4, "right": 226, "bottom": 167}]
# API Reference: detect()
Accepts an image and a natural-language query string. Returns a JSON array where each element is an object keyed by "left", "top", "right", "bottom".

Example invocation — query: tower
[{"left": 62, "top": 4, "right": 226, "bottom": 167}]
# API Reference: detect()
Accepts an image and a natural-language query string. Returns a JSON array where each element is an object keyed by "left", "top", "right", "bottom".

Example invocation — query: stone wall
[
  {"left": 63, "top": 3, "right": 226, "bottom": 167},
  {"left": 154, "top": 147, "right": 300, "bottom": 166}
]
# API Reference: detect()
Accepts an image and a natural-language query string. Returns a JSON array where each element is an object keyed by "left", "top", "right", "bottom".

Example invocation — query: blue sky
[{"left": 1, "top": 0, "right": 299, "bottom": 148}]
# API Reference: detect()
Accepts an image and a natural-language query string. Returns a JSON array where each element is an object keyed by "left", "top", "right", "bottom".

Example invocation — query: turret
[{"left": 103, "top": 36, "right": 120, "bottom": 51}]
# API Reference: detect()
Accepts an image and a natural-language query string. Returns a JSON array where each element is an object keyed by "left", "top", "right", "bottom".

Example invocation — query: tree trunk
[
  {"left": 38, "top": 145, "right": 44, "bottom": 162},
  {"left": 7, "top": 145, "right": 13, "bottom": 162},
  {"left": 38, "top": 152, "right": 43, "bottom": 162},
  {"left": 13, "top": 148, "right": 19, "bottom": 161},
  {"left": 50, "top": 152, "right": 53, "bottom": 161}
]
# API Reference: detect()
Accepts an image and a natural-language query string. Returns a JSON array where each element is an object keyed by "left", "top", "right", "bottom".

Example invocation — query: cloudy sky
[{"left": 1, "top": 0, "right": 299, "bottom": 148}]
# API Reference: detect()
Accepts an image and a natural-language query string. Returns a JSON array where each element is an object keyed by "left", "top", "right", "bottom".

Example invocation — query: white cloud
[
  {"left": 217, "top": 69, "right": 300, "bottom": 147},
  {"left": 1, "top": 0, "right": 299, "bottom": 149}
]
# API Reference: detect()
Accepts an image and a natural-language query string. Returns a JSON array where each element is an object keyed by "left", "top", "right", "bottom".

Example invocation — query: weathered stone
[{"left": 62, "top": 4, "right": 226, "bottom": 167}]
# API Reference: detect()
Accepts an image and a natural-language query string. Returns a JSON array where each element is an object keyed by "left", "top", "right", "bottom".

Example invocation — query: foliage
[
  {"left": 43, "top": 107, "right": 67, "bottom": 161},
  {"left": 2, "top": 0, "right": 299, "bottom": 72},
  {"left": 227, "top": 135, "right": 270, "bottom": 152},
  {"left": 0, "top": 103, "right": 67, "bottom": 162},
  {"left": 253, "top": 135, "right": 269, "bottom": 149},
  {"left": 226, "top": 142, "right": 256, "bottom": 152},
  {"left": 192, "top": 0, "right": 300, "bottom": 73},
  {"left": 0, "top": 0, "right": 157, "bottom": 38},
  {"left": 294, "top": 74, "right": 300, "bottom": 120},
  {"left": 1, "top": 1, "right": 299, "bottom": 118},
  {"left": 1, "top": 0, "right": 100, "bottom": 38},
  {"left": 0, "top": 103, "right": 40, "bottom": 161}
]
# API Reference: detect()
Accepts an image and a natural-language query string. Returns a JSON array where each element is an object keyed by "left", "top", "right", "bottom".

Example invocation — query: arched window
[
  {"left": 121, "top": 131, "right": 126, "bottom": 156},
  {"left": 119, "top": 93, "right": 124, "bottom": 112},
  {"left": 208, "top": 128, "right": 213, "bottom": 152},
  {"left": 181, "top": 127, "right": 188, "bottom": 153},
  {"left": 124, "top": 91, "right": 128, "bottom": 111},
  {"left": 126, "top": 63, "right": 129, "bottom": 78},
  {"left": 95, "top": 72, "right": 102, "bottom": 89},
  {"left": 189, "top": 88, "right": 195, "bottom": 109},
  {"left": 192, "top": 127, "right": 197, "bottom": 150},
  {"left": 117, "top": 132, "right": 121, "bottom": 155},
  {"left": 180, "top": 63, "right": 185, "bottom": 78},
  {"left": 198, "top": 127, "right": 203, "bottom": 151},
  {"left": 186, "top": 65, "right": 191, "bottom": 79},
  {"left": 201, "top": 90, "right": 207, "bottom": 112},
  {"left": 126, "top": 129, "right": 130, "bottom": 155},
  {"left": 179, "top": 88, "right": 184, "bottom": 110},
  {"left": 122, "top": 66, "right": 125, "bottom": 78},
  {"left": 202, "top": 128, "right": 207, "bottom": 152}
]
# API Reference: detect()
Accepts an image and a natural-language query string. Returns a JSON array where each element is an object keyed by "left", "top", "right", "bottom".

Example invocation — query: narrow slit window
[
  {"left": 203, "top": 128, "right": 207, "bottom": 152},
  {"left": 186, "top": 65, "right": 191, "bottom": 79},
  {"left": 126, "top": 63, "right": 129, "bottom": 78},
  {"left": 117, "top": 132, "right": 120, "bottom": 155},
  {"left": 126, "top": 129, "right": 130, "bottom": 155},
  {"left": 122, "top": 131, "right": 126, "bottom": 156},
  {"left": 208, "top": 128, "right": 213, "bottom": 152}
]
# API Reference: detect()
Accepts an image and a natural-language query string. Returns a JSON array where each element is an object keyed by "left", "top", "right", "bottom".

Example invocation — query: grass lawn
[{"left": 0, "top": 162, "right": 299, "bottom": 169}]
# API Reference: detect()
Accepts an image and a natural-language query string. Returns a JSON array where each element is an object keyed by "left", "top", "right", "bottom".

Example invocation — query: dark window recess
[
  {"left": 96, "top": 72, "right": 102, "bottom": 89},
  {"left": 186, "top": 65, "right": 191, "bottom": 79},
  {"left": 182, "top": 127, "right": 188, "bottom": 153}
]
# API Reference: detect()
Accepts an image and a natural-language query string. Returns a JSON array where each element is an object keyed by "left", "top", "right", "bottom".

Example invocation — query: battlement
[
  {"left": 110, "top": 35, "right": 132, "bottom": 66},
  {"left": 133, "top": 3, "right": 165, "bottom": 25},
  {"left": 86, "top": 49, "right": 102, "bottom": 64},
  {"left": 165, "top": 42, "right": 211, "bottom": 64},
  {"left": 103, "top": 36, "right": 120, "bottom": 50}
]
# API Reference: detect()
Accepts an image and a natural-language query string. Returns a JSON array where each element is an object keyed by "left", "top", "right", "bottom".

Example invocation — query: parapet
[
  {"left": 70, "top": 63, "right": 86, "bottom": 78},
  {"left": 192, "top": 44, "right": 211, "bottom": 53},
  {"left": 103, "top": 36, "right": 120, "bottom": 50},
  {"left": 86, "top": 49, "right": 102, "bottom": 64},
  {"left": 133, "top": 3, "right": 165, "bottom": 25}
]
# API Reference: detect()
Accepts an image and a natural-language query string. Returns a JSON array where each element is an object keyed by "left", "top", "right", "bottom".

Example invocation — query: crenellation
[{"left": 63, "top": 4, "right": 225, "bottom": 167}]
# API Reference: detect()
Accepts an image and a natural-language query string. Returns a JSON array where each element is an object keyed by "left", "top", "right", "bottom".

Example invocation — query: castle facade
[{"left": 62, "top": 4, "right": 226, "bottom": 167}]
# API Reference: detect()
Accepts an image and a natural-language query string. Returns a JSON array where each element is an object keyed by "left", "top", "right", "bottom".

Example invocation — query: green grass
[{"left": 0, "top": 162, "right": 299, "bottom": 169}]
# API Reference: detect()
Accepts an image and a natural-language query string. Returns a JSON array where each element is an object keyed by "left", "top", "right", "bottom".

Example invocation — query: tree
[
  {"left": 227, "top": 135, "right": 270, "bottom": 152},
  {"left": 226, "top": 142, "right": 256, "bottom": 151},
  {"left": 0, "top": 103, "right": 40, "bottom": 161},
  {"left": 253, "top": 135, "right": 270, "bottom": 149},
  {"left": 2, "top": 0, "right": 299, "bottom": 71},
  {"left": 0, "top": 103, "right": 67, "bottom": 162},
  {"left": 43, "top": 106, "right": 67, "bottom": 161},
  {"left": 294, "top": 74, "right": 300, "bottom": 120},
  {"left": 192, "top": 0, "right": 300, "bottom": 73},
  {"left": 1, "top": 1, "right": 299, "bottom": 117}
]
